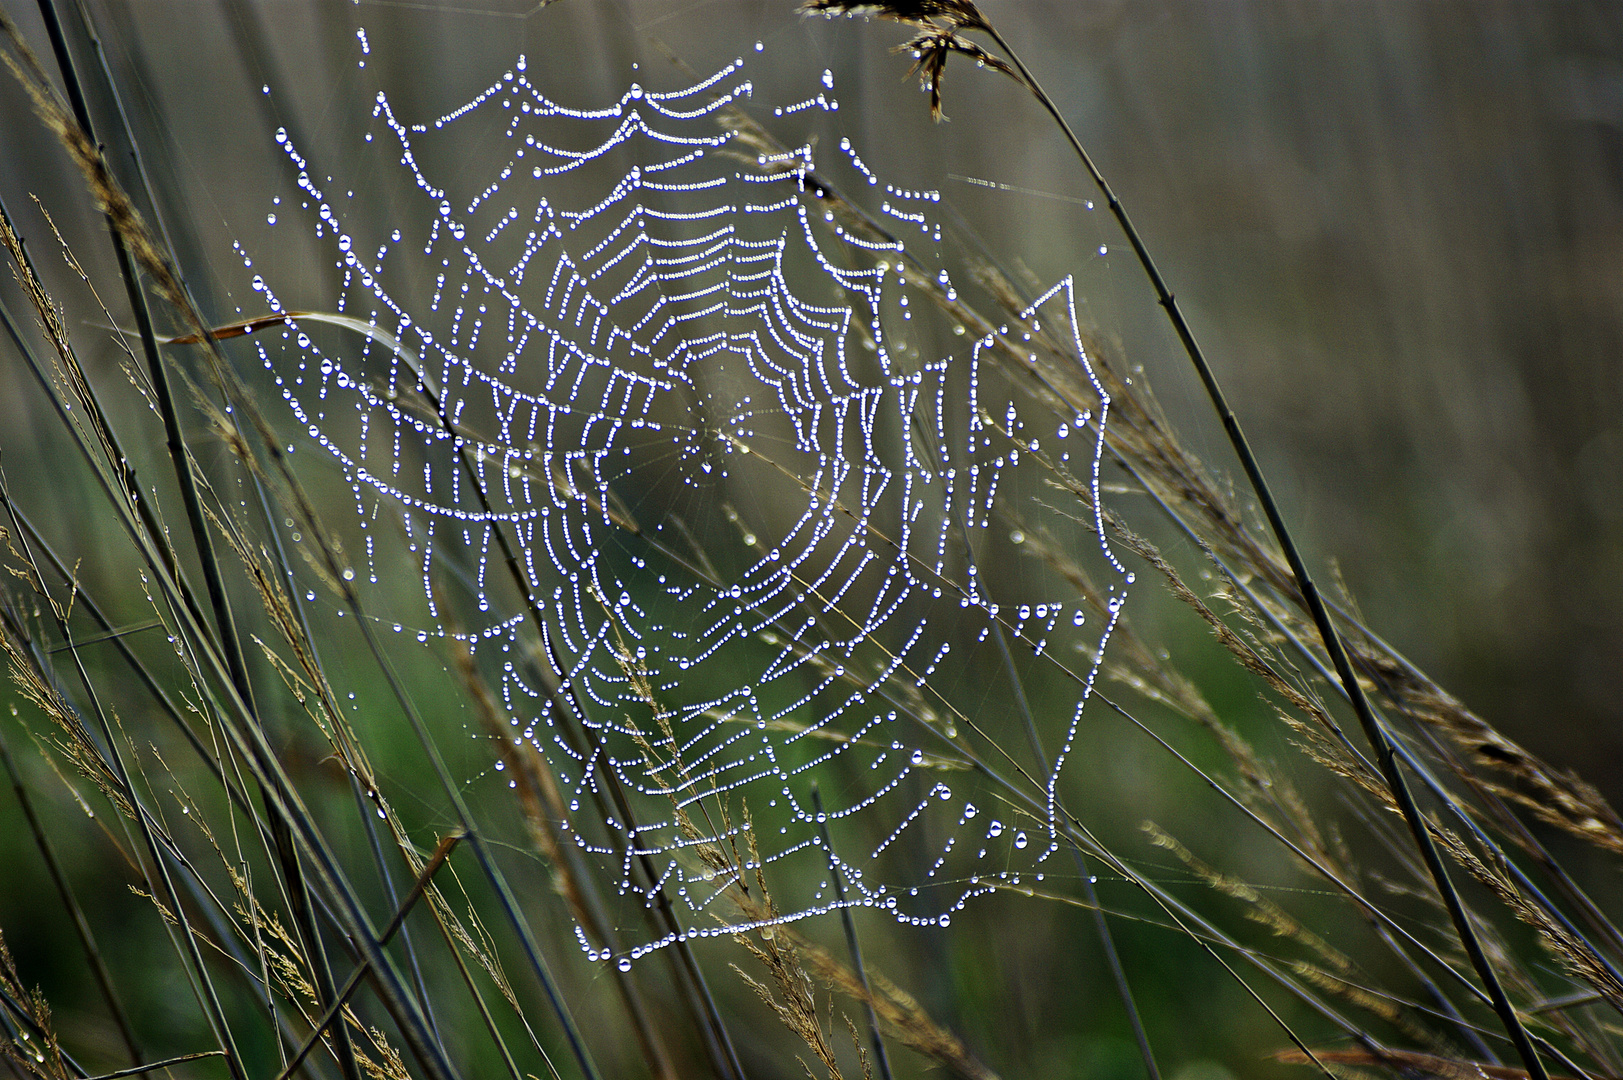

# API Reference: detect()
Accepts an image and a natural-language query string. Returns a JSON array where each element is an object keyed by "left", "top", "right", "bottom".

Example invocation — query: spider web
[{"left": 236, "top": 38, "right": 1132, "bottom": 966}]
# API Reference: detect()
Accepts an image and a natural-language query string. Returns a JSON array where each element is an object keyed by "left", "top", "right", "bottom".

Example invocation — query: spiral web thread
[{"left": 236, "top": 38, "right": 1132, "bottom": 965}]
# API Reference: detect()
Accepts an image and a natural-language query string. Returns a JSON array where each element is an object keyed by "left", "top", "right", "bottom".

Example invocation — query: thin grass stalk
[
  {"left": 1355, "top": 662, "right": 1623, "bottom": 961},
  {"left": 245, "top": 426, "right": 448, "bottom": 1059},
  {"left": 1081, "top": 687, "right": 1480, "bottom": 1003},
  {"left": 0, "top": 727, "right": 141, "bottom": 1066},
  {"left": 1323, "top": 601, "right": 1623, "bottom": 861},
  {"left": 325, "top": 606, "right": 603, "bottom": 1080},
  {"left": 829, "top": 615, "right": 1490, "bottom": 1062},
  {"left": 64, "top": 0, "right": 207, "bottom": 282},
  {"left": 28, "top": 9, "right": 366, "bottom": 1079},
  {"left": 344, "top": 771, "right": 448, "bottom": 1057},
  {"left": 443, "top": 618, "right": 680, "bottom": 1080},
  {"left": 275, "top": 832, "right": 465, "bottom": 1080},
  {"left": 1094, "top": 442, "right": 1573, "bottom": 904},
  {"left": 967, "top": 565, "right": 1161, "bottom": 1078},
  {"left": 1349, "top": 811, "right": 1606, "bottom": 1078},
  {"left": 971, "top": 19, "right": 1550, "bottom": 1076},
  {"left": 904, "top": 397, "right": 1163, "bottom": 1079},
  {"left": 0, "top": 218, "right": 262, "bottom": 1070},
  {"left": 152, "top": 605, "right": 460, "bottom": 1080},
  {"left": 204, "top": 393, "right": 547, "bottom": 1080},
  {"left": 411, "top": 904, "right": 531, "bottom": 1080},
  {"left": 972, "top": 553, "right": 1160, "bottom": 1080},
  {"left": 537, "top": 635, "right": 747, "bottom": 1080},
  {"left": 72, "top": 1051, "right": 226, "bottom": 1080},
  {"left": 811, "top": 784, "right": 893, "bottom": 1080},
  {"left": 1400, "top": 718, "right": 1623, "bottom": 1003},
  {"left": 247, "top": 357, "right": 452, "bottom": 1067},
  {"left": 231, "top": 462, "right": 593, "bottom": 1079},
  {"left": 1369, "top": 919, "right": 1500, "bottom": 1063},
  {"left": 828, "top": 641, "right": 1356, "bottom": 1050},
  {"left": 1186, "top": 529, "right": 1623, "bottom": 1009},
  {"left": 28, "top": 0, "right": 249, "bottom": 717}
]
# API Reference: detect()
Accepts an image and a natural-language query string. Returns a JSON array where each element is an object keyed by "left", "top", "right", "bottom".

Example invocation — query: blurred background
[{"left": 2, "top": 2, "right": 1621, "bottom": 1079}]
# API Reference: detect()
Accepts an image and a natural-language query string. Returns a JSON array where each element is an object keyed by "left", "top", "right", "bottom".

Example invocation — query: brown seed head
[
  {"left": 797, "top": 0, "right": 991, "bottom": 33},
  {"left": 896, "top": 28, "right": 1015, "bottom": 121}
]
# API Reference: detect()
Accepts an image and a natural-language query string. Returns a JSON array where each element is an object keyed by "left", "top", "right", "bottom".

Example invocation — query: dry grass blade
[
  {"left": 798, "top": 1, "right": 990, "bottom": 31},
  {"left": 1430, "top": 828, "right": 1623, "bottom": 1011},
  {"left": 1275, "top": 1048, "right": 1595, "bottom": 1080},
  {"left": 728, "top": 824, "right": 851, "bottom": 1080},
  {"left": 724, "top": 868, "right": 1001, "bottom": 1080},
  {"left": 0, "top": 930, "right": 71, "bottom": 1080}
]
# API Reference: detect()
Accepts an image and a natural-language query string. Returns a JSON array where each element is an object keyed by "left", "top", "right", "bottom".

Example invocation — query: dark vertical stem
[
  {"left": 0, "top": 496, "right": 248, "bottom": 1080},
  {"left": 987, "top": 614, "right": 1160, "bottom": 1080},
  {"left": 538, "top": 642, "right": 746, "bottom": 1080},
  {"left": 905, "top": 394, "right": 1161, "bottom": 1080},
  {"left": 811, "top": 785, "right": 893, "bottom": 1080},
  {"left": 274, "top": 833, "right": 466, "bottom": 1080},
  {"left": 0, "top": 726, "right": 143, "bottom": 1065},
  {"left": 331, "top": 609, "right": 604, "bottom": 1080}
]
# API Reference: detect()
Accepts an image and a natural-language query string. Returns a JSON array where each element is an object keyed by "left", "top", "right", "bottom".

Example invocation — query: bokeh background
[{"left": 2, "top": 2, "right": 1620, "bottom": 1079}]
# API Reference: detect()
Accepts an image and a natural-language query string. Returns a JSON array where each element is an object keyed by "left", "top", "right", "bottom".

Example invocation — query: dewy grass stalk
[{"left": 1, "top": 5, "right": 1620, "bottom": 1080}]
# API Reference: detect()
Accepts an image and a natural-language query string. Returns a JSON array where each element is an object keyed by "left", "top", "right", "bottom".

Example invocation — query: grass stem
[{"left": 973, "top": 20, "right": 1555, "bottom": 1079}]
